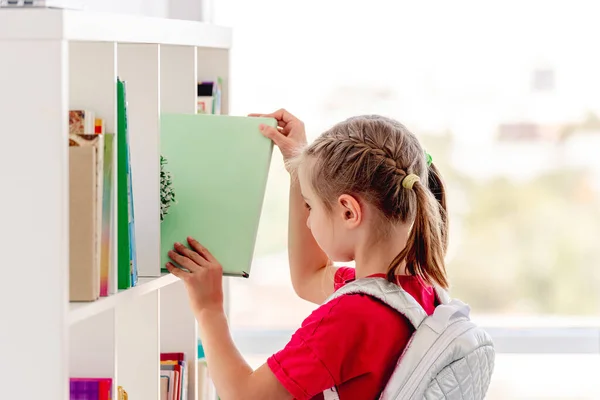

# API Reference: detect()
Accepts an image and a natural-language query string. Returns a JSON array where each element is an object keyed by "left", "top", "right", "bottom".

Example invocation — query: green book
[
  {"left": 117, "top": 78, "right": 131, "bottom": 289},
  {"left": 160, "top": 114, "right": 275, "bottom": 277}
]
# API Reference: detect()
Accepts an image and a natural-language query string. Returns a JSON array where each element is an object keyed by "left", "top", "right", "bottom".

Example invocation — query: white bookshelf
[{"left": 0, "top": 8, "right": 231, "bottom": 400}]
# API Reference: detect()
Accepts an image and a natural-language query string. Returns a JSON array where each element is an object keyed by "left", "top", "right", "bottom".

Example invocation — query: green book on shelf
[
  {"left": 117, "top": 78, "right": 131, "bottom": 289},
  {"left": 160, "top": 114, "right": 275, "bottom": 277}
]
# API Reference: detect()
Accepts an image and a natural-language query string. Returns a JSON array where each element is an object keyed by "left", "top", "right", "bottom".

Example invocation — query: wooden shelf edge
[{"left": 69, "top": 273, "right": 179, "bottom": 325}]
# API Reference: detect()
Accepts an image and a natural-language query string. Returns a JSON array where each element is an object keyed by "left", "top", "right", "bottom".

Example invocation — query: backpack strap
[
  {"left": 434, "top": 286, "right": 451, "bottom": 305},
  {"left": 325, "top": 277, "right": 429, "bottom": 329}
]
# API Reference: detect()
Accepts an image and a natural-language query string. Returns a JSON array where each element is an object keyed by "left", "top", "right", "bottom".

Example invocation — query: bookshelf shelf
[
  {"left": 0, "top": 8, "right": 232, "bottom": 48},
  {"left": 69, "top": 274, "right": 179, "bottom": 325},
  {"left": 0, "top": 7, "right": 230, "bottom": 400}
]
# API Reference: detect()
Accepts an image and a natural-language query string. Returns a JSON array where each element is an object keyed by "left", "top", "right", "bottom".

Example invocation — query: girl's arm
[
  {"left": 167, "top": 239, "right": 292, "bottom": 400},
  {"left": 288, "top": 176, "right": 338, "bottom": 304},
  {"left": 254, "top": 109, "right": 337, "bottom": 304},
  {"left": 196, "top": 309, "right": 291, "bottom": 400}
]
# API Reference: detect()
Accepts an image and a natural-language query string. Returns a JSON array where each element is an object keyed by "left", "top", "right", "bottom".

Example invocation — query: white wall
[
  {"left": 83, "top": 0, "right": 210, "bottom": 21},
  {"left": 84, "top": 0, "right": 168, "bottom": 18}
]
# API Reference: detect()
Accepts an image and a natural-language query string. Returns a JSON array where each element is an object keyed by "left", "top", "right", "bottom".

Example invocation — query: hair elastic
[
  {"left": 425, "top": 151, "right": 433, "bottom": 166},
  {"left": 402, "top": 174, "right": 420, "bottom": 190}
]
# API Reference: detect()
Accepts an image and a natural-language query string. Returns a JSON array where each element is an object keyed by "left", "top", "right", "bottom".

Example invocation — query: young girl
[{"left": 166, "top": 109, "right": 449, "bottom": 400}]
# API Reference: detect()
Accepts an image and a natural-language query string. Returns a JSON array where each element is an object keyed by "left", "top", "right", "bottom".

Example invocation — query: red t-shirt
[{"left": 267, "top": 267, "right": 437, "bottom": 400}]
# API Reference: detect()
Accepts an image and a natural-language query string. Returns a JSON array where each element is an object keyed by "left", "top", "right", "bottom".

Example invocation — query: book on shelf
[
  {"left": 161, "top": 352, "right": 188, "bottom": 400},
  {"left": 69, "top": 110, "right": 96, "bottom": 135},
  {"left": 69, "top": 142, "right": 99, "bottom": 301},
  {"left": 197, "top": 78, "right": 222, "bottom": 115},
  {"left": 68, "top": 109, "right": 108, "bottom": 300},
  {"left": 69, "top": 377, "right": 112, "bottom": 400},
  {"left": 100, "top": 133, "right": 115, "bottom": 296},
  {"left": 117, "top": 77, "right": 138, "bottom": 290},
  {"left": 160, "top": 114, "right": 275, "bottom": 277},
  {"left": 68, "top": 80, "right": 140, "bottom": 300}
]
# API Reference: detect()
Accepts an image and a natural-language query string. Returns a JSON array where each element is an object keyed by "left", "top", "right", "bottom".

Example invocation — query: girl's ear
[{"left": 337, "top": 194, "right": 362, "bottom": 228}]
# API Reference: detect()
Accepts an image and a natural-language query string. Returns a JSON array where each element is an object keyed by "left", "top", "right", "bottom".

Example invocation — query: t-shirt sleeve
[
  {"left": 333, "top": 266, "right": 355, "bottom": 291},
  {"left": 266, "top": 296, "right": 368, "bottom": 400}
]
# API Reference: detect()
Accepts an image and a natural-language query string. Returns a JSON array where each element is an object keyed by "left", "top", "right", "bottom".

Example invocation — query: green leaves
[{"left": 160, "top": 155, "right": 176, "bottom": 222}]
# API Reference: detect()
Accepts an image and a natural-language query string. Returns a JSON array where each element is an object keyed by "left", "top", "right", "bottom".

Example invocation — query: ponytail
[
  {"left": 387, "top": 172, "right": 449, "bottom": 289},
  {"left": 428, "top": 162, "right": 449, "bottom": 253}
]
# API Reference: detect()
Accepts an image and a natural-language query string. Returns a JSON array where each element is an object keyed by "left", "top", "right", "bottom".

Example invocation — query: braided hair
[{"left": 298, "top": 115, "right": 449, "bottom": 289}]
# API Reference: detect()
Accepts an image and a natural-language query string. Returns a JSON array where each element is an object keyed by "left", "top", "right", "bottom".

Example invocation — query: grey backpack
[{"left": 322, "top": 277, "right": 495, "bottom": 400}]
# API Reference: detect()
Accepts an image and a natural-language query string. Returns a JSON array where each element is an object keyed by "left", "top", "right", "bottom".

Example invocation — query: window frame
[{"left": 230, "top": 318, "right": 600, "bottom": 355}]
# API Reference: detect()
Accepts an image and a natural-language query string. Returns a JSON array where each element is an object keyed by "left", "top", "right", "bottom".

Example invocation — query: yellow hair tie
[{"left": 402, "top": 174, "right": 420, "bottom": 190}]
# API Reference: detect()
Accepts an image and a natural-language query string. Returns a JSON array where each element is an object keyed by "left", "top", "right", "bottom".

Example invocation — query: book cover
[
  {"left": 69, "top": 110, "right": 96, "bottom": 135},
  {"left": 70, "top": 379, "right": 99, "bottom": 399},
  {"left": 69, "top": 377, "right": 111, "bottom": 400},
  {"left": 69, "top": 134, "right": 105, "bottom": 299},
  {"left": 117, "top": 78, "right": 132, "bottom": 289},
  {"left": 162, "top": 366, "right": 180, "bottom": 400},
  {"left": 161, "top": 352, "right": 185, "bottom": 362},
  {"left": 128, "top": 154, "right": 138, "bottom": 287},
  {"left": 161, "top": 376, "right": 169, "bottom": 400},
  {"left": 159, "top": 114, "right": 275, "bottom": 277},
  {"left": 69, "top": 145, "right": 100, "bottom": 301},
  {"left": 100, "top": 133, "right": 114, "bottom": 296},
  {"left": 161, "top": 360, "right": 187, "bottom": 400}
]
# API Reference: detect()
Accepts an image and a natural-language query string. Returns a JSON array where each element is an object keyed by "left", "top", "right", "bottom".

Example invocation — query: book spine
[
  {"left": 117, "top": 78, "right": 131, "bottom": 290},
  {"left": 100, "top": 134, "right": 115, "bottom": 296}
]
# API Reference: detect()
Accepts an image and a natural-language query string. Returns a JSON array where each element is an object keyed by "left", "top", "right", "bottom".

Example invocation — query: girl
[{"left": 166, "top": 109, "right": 449, "bottom": 399}]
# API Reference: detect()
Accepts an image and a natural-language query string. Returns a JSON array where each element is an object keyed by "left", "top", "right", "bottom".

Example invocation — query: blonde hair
[{"left": 297, "top": 115, "right": 449, "bottom": 289}]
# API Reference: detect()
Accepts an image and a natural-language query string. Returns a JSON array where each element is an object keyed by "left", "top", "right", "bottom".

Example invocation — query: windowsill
[{"left": 231, "top": 316, "right": 600, "bottom": 355}]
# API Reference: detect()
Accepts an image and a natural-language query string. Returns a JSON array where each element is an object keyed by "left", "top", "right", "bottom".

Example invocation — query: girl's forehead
[
  {"left": 297, "top": 159, "right": 316, "bottom": 193},
  {"left": 296, "top": 157, "right": 312, "bottom": 178}
]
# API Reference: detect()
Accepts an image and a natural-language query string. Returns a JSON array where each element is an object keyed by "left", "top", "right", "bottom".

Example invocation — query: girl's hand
[
  {"left": 250, "top": 108, "right": 307, "bottom": 164},
  {"left": 166, "top": 237, "right": 224, "bottom": 316}
]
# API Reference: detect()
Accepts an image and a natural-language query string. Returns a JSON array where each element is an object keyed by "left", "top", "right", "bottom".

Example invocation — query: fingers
[
  {"left": 271, "top": 108, "right": 298, "bottom": 123},
  {"left": 174, "top": 242, "right": 207, "bottom": 266},
  {"left": 259, "top": 124, "right": 290, "bottom": 148},
  {"left": 249, "top": 114, "right": 287, "bottom": 129},
  {"left": 249, "top": 108, "right": 298, "bottom": 124},
  {"left": 168, "top": 249, "right": 200, "bottom": 272},
  {"left": 166, "top": 262, "right": 189, "bottom": 280},
  {"left": 187, "top": 237, "right": 217, "bottom": 263}
]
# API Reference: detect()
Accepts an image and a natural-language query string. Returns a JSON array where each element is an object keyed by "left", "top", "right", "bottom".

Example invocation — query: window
[{"left": 214, "top": 1, "right": 600, "bottom": 398}]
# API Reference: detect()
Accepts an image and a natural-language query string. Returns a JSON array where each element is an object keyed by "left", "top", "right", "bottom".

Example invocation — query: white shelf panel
[
  {"left": 0, "top": 8, "right": 232, "bottom": 48},
  {"left": 116, "top": 290, "right": 160, "bottom": 400},
  {"left": 117, "top": 43, "right": 162, "bottom": 277},
  {"left": 69, "top": 274, "right": 179, "bottom": 325}
]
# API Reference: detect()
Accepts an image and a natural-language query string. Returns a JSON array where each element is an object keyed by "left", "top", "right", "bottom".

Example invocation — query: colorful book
[
  {"left": 99, "top": 133, "right": 115, "bottom": 296},
  {"left": 161, "top": 353, "right": 187, "bottom": 400},
  {"left": 69, "top": 110, "right": 96, "bottom": 135},
  {"left": 117, "top": 78, "right": 130, "bottom": 289},
  {"left": 159, "top": 114, "right": 275, "bottom": 277},
  {"left": 196, "top": 78, "right": 222, "bottom": 115},
  {"left": 128, "top": 155, "right": 138, "bottom": 287},
  {"left": 117, "top": 78, "right": 138, "bottom": 289},
  {"left": 70, "top": 377, "right": 111, "bottom": 400}
]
